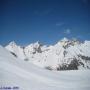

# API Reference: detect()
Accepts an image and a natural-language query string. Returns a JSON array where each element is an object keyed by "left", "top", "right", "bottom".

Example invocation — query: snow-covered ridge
[
  {"left": 0, "top": 45, "right": 90, "bottom": 90},
  {"left": 5, "top": 38, "right": 90, "bottom": 70}
]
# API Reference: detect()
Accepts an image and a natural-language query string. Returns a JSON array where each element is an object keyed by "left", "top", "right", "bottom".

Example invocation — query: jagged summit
[
  {"left": 56, "top": 37, "right": 80, "bottom": 49},
  {"left": 8, "top": 41, "right": 17, "bottom": 46},
  {"left": 32, "top": 41, "right": 43, "bottom": 47},
  {"left": 5, "top": 41, "right": 26, "bottom": 60}
]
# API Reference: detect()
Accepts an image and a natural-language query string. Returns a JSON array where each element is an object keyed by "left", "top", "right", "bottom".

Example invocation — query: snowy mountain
[
  {"left": 5, "top": 38, "right": 90, "bottom": 70},
  {"left": 5, "top": 41, "right": 26, "bottom": 60},
  {"left": 0, "top": 45, "right": 90, "bottom": 90}
]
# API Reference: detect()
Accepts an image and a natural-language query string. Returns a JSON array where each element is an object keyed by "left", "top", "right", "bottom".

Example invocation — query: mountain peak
[
  {"left": 5, "top": 41, "right": 18, "bottom": 52},
  {"left": 33, "top": 41, "right": 43, "bottom": 47},
  {"left": 34, "top": 41, "right": 41, "bottom": 45},
  {"left": 61, "top": 37, "right": 69, "bottom": 42},
  {"left": 8, "top": 41, "right": 17, "bottom": 46}
]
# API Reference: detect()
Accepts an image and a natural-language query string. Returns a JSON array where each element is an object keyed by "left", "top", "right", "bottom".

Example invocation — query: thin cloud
[
  {"left": 56, "top": 22, "right": 64, "bottom": 26},
  {"left": 64, "top": 29, "right": 71, "bottom": 34}
]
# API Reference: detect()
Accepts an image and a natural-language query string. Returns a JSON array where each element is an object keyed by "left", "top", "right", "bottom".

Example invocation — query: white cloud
[{"left": 64, "top": 29, "right": 71, "bottom": 34}]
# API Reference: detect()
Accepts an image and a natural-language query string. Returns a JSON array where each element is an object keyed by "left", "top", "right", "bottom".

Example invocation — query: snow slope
[
  {"left": 0, "top": 45, "right": 90, "bottom": 90},
  {"left": 5, "top": 38, "right": 90, "bottom": 70}
]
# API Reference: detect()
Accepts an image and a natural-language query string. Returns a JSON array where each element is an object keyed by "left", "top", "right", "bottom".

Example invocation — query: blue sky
[{"left": 0, "top": 0, "right": 89, "bottom": 45}]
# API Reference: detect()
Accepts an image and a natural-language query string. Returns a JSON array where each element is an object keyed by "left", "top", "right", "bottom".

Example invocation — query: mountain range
[{"left": 3, "top": 38, "right": 90, "bottom": 70}]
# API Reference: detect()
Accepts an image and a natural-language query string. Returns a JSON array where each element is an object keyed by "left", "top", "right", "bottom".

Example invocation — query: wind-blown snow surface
[
  {"left": 0, "top": 45, "right": 90, "bottom": 90},
  {"left": 5, "top": 38, "right": 90, "bottom": 70}
]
